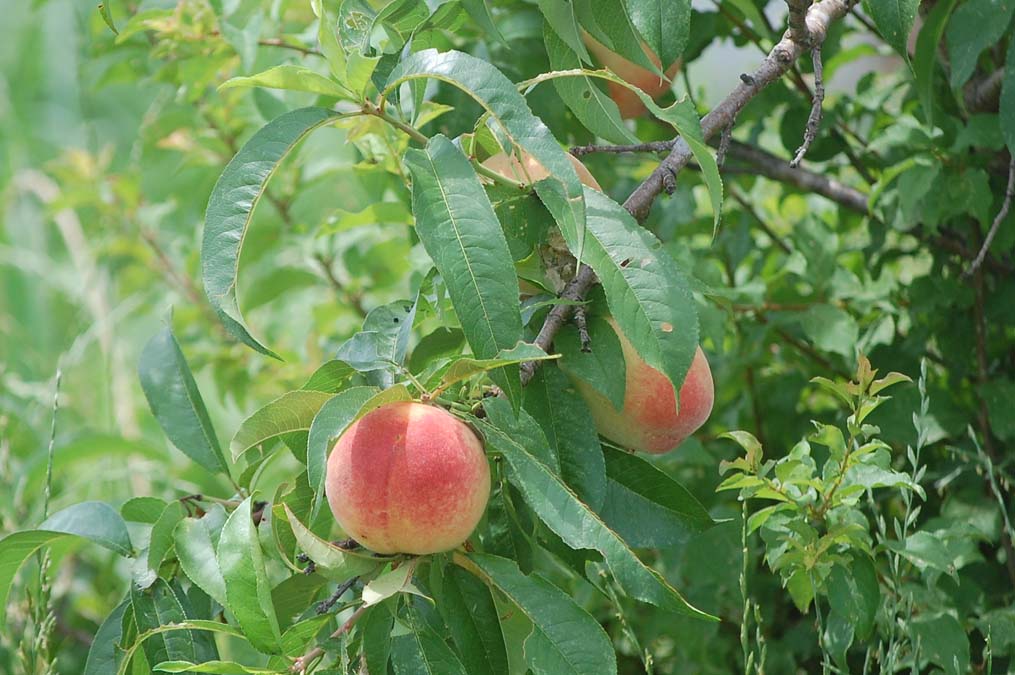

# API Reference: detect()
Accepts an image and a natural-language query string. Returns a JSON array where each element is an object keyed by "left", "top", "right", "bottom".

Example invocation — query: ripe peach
[
  {"left": 572, "top": 319, "right": 713, "bottom": 454},
  {"left": 582, "top": 32, "right": 682, "bottom": 119},
  {"left": 325, "top": 401, "right": 490, "bottom": 555}
]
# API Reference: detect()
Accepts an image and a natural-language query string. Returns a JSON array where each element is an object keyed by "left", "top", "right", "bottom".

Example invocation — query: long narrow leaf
[{"left": 202, "top": 107, "right": 344, "bottom": 356}]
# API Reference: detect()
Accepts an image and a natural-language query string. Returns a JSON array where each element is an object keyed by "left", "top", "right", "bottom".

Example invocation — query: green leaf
[
  {"left": 536, "top": 0, "right": 593, "bottom": 62},
  {"left": 131, "top": 578, "right": 212, "bottom": 667},
  {"left": 626, "top": 0, "right": 690, "bottom": 68},
  {"left": 98, "top": 2, "right": 118, "bottom": 34},
  {"left": 283, "top": 505, "right": 380, "bottom": 582},
  {"left": 220, "top": 64, "right": 352, "bottom": 98},
  {"left": 136, "top": 502, "right": 187, "bottom": 589},
  {"left": 385, "top": 49, "right": 586, "bottom": 263},
  {"left": 485, "top": 397, "right": 560, "bottom": 472},
  {"left": 883, "top": 531, "right": 958, "bottom": 579},
  {"left": 0, "top": 502, "right": 134, "bottom": 629},
  {"left": 230, "top": 390, "right": 334, "bottom": 461},
  {"left": 83, "top": 598, "right": 129, "bottom": 675},
  {"left": 362, "top": 563, "right": 424, "bottom": 606},
  {"left": 361, "top": 601, "right": 395, "bottom": 675},
  {"left": 280, "top": 614, "right": 330, "bottom": 656},
  {"left": 641, "top": 97, "right": 722, "bottom": 231},
  {"left": 862, "top": 0, "right": 919, "bottom": 61},
  {"left": 826, "top": 554, "right": 878, "bottom": 641},
  {"left": 945, "top": 0, "right": 1015, "bottom": 89},
  {"left": 153, "top": 662, "right": 279, "bottom": 674},
  {"left": 567, "top": 188, "right": 698, "bottom": 404},
  {"left": 403, "top": 135, "right": 523, "bottom": 405},
  {"left": 139, "top": 326, "right": 229, "bottom": 475},
  {"left": 174, "top": 516, "right": 229, "bottom": 609},
  {"left": 302, "top": 360, "right": 356, "bottom": 393},
  {"left": 338, "top": 0, "right": 381, "bottom": 95},
  {"left": 543, "top": 24, "right": 637, "bottom": 145},
  {"left": 913, "top": 0, "right": 958, "bottom": 126},
  {"left": 523, "top": 364, "right": 607, "bottom": 510},
  {"left": 461, "top": 0, "right": 508, "bottom": 46},
  {"left": 311, "top": 0, "right": 346, "bottom": 82},
  {"left": 409, "top": 327, "right": 466, "bottom": 372},
  {"left": 432, "top": 564, "right": 509, "bottom": 675},
  {"left": 122, "top": 497, "right": 169, "bottom": 524},
  {"left": 0, "top": 531, "right": 67, "bottom": 630},
  {"left": 556, "top": 315, "right": 626, "bottom": 409},
  {"left": 461, "top": 553, "right": 618, "bottom": 675},
  {"left": 202, "top": 107, "right": 343, "bottom": 356},
  {"left": 305, "top": 386, "right": 381, "bottom": 516},
  {"left": 475, "top": 418, "right": 715, "bottom": 620},
  {"left": 599, "top": 447, "right": 714, "bottom": 548},
  {"left": 574, "top": 0, "right": 661, "bottom": 75},
  {"left": 869, "top": 371, "right": 912, "bottom": 395},
  {"left": 911, "top": 613, "right": 971, "bottom": 675},
  {"left": 41, "top": 501, "right": 133, "bottom": 556},
  {"left": 438, "top": 342, "right": 558, "bottom": 392},
  {"left": 115, "top": 621, "right": 247, "bottom": 675},
  {"left": 335, "top": 300, "right": 417, "bottom": 376},
  {"left": 217, "top": 497, "right": 282, "bottom": 653},
  {"left": 390, "top": 604, "right": 470, "bottom": 675},
  {"left": 799, "top": 304, "right": 858, "bottom": 358}
]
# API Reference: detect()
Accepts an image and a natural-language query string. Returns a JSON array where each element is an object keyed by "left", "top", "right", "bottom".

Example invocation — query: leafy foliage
[{"left": 2, "top": 1, "right": 1014, "bottom": 674}]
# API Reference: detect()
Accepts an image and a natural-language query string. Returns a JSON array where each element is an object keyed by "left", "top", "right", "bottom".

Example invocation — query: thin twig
[
  {"left": 790, "top": 44, "right": 825, "bottom": 167},
  {"left": 257, "top": 38, "right": 323, "bottom": 57},
  {"left": 574, "top": 305, "right": 592, "bottom": 352},
  {"left": 317, "top": 577, "right": 359, "bottom": 614},
  {"left": 848, "top": 4, "right": 879, "bottom": 36},
  {"left": 313, "top": 253, "right": 368, "bottom": 317},
  {"left": 570, "top": 141, "right": 673, "bottom": 157},
  {"left": 727, "top": 184, "right": 793, "bottom": 254},
  {"left": 966, "top": 155, "right": 1015, "bottom": 277},
  {"left": 520, "top": 266, "right": 598, "bottom": 385},
  {"left": 291, "top": 604, "right": 368, "bottom": 673},
  {"left": 723, "top": 141, "right": 1014, "bottom": 275},
  {"left": 717, "top": 120, "right": 735, "bottom": 167},
  {"left": 727, "top": 141, "right": 868, "bottom": 212}
]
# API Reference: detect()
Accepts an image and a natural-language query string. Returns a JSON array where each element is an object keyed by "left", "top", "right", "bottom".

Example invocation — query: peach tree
[{"left": 2, "top": 0, "right": 1014, "bottom": 674}]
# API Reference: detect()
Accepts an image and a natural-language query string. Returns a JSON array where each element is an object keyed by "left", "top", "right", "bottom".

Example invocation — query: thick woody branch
[
  {"left": 725, "top": 142, "right": 1015, "bottom": 275},
  {"left": 725, "top": 141, "right": 868, "bottom": 211},
  {"left": 522, "top": 0, "right": 853, "bottom": 384},
  {"left": 292, "top": 604, "right": 367, "bottom": 673},
  {"left": 786, "top": 0, "right": 813, "bottom": 46},
  {"left": 624, "top": 0, "right": 852, "bottom": 223},
  {"left": 966, "top": 155, "right": 1015, "bottom": 277}
]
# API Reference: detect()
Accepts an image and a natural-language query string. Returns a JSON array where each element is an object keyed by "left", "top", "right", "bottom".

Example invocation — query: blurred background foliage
[{"left": 1, "top": 0, "right": 1014, "bottom": 673}]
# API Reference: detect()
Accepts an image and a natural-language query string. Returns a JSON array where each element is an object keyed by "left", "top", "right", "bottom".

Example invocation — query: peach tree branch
[{"left": 521, "top": 0, "right": 855, "bottom": 385}]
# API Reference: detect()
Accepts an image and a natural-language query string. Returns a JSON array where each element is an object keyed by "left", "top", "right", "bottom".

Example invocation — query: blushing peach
[
  {"left": 582, "top": 32, "right": 682, "bottom": 119},
  {"left": 325, "top": 401, "right": 490, "bottom": 555},
  {"left": 572, "top": 319, "right": 713, "bottom": 454}
]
